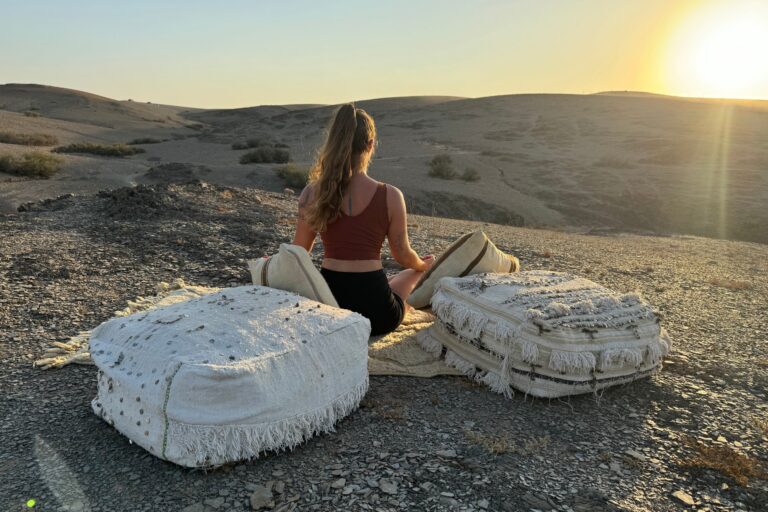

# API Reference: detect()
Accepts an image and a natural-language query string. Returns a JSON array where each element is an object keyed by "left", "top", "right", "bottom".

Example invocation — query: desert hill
[{"left": 1, "top": 84, "right": 767, "bottom": 243}]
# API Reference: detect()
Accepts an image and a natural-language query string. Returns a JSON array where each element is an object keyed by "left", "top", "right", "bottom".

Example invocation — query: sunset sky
[{"left": 1, "top": 0, "right": 767, "bottom": 108}]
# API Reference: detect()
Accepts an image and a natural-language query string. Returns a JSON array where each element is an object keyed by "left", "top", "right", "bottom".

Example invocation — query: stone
[
  {"left": 435, "top": 449, "right": 458, "bottom": 458},
  {"left": 331, "top": 478, "right": 346, "bottom": 489},
  {"left": 203, "top": 497, "right": 224, "bottom": 509},
  {"left": 478, "top": 498, "right": 490, "bottom": 509},
  {"left": 379, "top": 479, "right": 398, "bottom": 495},
  {"left": 249, "top": 485, "right": 274, "bottom": 510},
  {"left": 624, "top": 449, "right": 646, "bottom": 461},
  {"left": 672, "top": 490, "right": 695, "bottom": 506},
  {"left": 273, "top": 481, "right": 285, "bottom": 494},
  {"left": 181, "top": 504, "right": 205, "bottom": 512}
]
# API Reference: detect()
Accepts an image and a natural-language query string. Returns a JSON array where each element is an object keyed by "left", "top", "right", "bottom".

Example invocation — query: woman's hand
[{"left": 417, "top": 254, "right": 435, "bottom": 272}]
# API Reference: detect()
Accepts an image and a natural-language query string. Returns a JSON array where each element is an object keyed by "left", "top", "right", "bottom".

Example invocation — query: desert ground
[
  {"left": 1, "top": 85, "right": 767, "bottom": 511},
  {"left": 1, "top": 182, "right": 767, "bottom": 511},
  {"left": 1, "top": 84, "right": 768, "bottom": 243}
]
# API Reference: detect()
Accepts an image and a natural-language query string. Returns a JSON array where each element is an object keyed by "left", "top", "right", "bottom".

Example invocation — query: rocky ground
[{"left": 1, "top": 182, "right": 767, "bottom": 512}]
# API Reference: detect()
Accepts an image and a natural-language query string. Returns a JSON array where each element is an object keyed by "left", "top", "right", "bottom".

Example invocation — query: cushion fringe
[
  {"left": 549, "top": 350, "right": 596, "bottom": 374},
  {"left": 165, "top": 377, "right": 369, "bottom": 468}
]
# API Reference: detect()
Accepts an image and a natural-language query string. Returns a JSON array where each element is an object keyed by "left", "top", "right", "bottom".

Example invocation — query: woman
[{"left": 292, "top": 103, "right": 433, "bottom": 335}]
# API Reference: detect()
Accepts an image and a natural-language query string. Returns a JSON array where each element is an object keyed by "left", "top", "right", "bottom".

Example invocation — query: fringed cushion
[
  {"left": 89, "top": 285, "right": 370, "bottom": 467},
  {"left": 407, "top": 231, "right": 520, "bottom": 309},
  {"left": 418, "top": 271, "right": 671, "bottom": 398},
  {"left": 248, "top": 243, "right": 339, "bottom": 307}
]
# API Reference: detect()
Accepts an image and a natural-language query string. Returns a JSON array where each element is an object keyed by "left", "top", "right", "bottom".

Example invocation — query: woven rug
[{"left": 35, "top": 280, "right": 458, "bottom": 378}]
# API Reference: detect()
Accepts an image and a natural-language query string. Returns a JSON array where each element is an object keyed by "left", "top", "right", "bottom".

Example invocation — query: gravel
[{"left": 1, "top": 181, "right": 767, "bottom": 511}]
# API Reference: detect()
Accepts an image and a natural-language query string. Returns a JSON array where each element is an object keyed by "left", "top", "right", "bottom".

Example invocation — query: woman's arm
[
  {"left": 386, "top": 185, "right": 430, "bottom": 272},
  {"left": 292, "top": 185, "right": 317, "bottom": 253}
]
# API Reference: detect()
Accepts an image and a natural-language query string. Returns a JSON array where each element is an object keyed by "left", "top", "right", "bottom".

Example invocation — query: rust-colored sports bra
[{"left": 321, "top": 182, "right": 389, "bottom": 260}]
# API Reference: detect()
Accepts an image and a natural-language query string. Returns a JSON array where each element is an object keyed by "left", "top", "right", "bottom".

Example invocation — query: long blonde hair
[{"left": 305, "top": 103, "right": 377, "bottom": 232}]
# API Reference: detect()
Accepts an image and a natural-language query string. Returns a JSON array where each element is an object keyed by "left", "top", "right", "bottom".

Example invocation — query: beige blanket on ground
[{"left": 35, "top": 280, "right": 459, "bottom": 378}]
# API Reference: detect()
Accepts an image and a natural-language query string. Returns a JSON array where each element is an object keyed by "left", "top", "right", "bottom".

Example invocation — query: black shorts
[{"left": 320, "top": 268, "right": 405, "bottom": 336}]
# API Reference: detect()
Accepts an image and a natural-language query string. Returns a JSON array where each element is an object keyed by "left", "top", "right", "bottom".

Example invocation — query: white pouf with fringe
[
  {"left": 89, "top": 285, "right": 370, "bottom": 467},
  {"left": 418, "top": 271, "right": 671, "bottom": 398}
]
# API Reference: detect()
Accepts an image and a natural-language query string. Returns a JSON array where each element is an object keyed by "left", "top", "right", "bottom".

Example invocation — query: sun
[{"left": 663, "top": 1, "right": 768, "bottom": 99}]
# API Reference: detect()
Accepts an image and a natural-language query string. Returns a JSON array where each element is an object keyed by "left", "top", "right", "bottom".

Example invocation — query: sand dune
[{"left": 1, "top": 84, "right": 767, "bottom": 243}]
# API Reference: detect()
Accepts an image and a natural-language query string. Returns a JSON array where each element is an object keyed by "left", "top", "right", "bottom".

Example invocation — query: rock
[
  {"left": 435, "top": 449, "right": 458, "bottom": 458},
  {"left": 273, "top": 481, "right": 285, "bottom": 494},
  {"left": 624, "top": 449, "right": 646, "bottom": 461},
  {"left": 181, "top": 504, "right": 205, "bottom": 512},
  {"left": 379, "top": 478, "right": 398, "bottom": 495},
  {"left": 249, "top": 485, "right": 274, "bottom": 510},
  {"left": 478, "top": 498, "right": 489, "bottom": 509},
  {"left": 203, "top": 497, "right": 224, "bottom": 509},
  {"left": 672, "top": 490, "right": 695, "bottom": 506},
  {"left": 331, "top": 478, "right": 346, "bottom": 489}
]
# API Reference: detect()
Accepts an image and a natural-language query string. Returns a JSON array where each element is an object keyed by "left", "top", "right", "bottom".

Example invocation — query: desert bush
[
  {"left": 0, "top": 152, "right": 63, "bottom": 178},
  {"left": 128, "top": 137, "right": 165, "bottom": 145},
  {"left": 461, "top": 167, "right": 480, "bottom": 182},
  {"left": 0, "top": 131, "right": 58, "bottom": 146},
  {"left": 231, "top": 137, "right": 287, "bottom": 150},
  {"left": 240, "top": 147, "right": 290, "bottom": 164},
  {"left": 594, "top": 155, "right": 636, "bottom": 169},
  {"left": 53, "top": 143, "right": 145, "bottom": 157},
  {"left": 23, "top": 111, "right": 40, "bottom": 118},
  {"left": 275, "top": 163, "right": 309, "bottom": 188},
  {"left": 428, "top": 154, "right": 456, "bottom": 179}
]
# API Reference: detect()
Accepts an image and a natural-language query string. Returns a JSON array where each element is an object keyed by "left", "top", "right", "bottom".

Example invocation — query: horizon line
[{"left": 2, "top": 82, "right": 768, "bottom": 111}]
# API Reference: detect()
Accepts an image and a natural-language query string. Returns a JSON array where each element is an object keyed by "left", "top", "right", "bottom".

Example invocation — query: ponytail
[{"left": 305, "top": 103, "right": 377, "bottom": 232}]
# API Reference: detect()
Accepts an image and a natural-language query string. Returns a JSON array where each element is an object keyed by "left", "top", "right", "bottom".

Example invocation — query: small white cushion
[
  {"left": 248, "top": 243, "right": 338, "bottom": 307},
  {"left": 89, "top": 285, "right": 370, "bottom": 467},
  {"left": 408, "top": 231, "right": 519, "bottom": 309},
  {"left": 419, "top": 271, "right": 671, "bottom": 398}
]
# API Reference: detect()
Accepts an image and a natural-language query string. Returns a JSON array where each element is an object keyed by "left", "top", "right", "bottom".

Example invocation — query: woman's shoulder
[
  {"left": 374, "top": 180, "right": 402, "bottom": 198},
  {"left": 298, "top": 182, "right": 315, "bottom": 208}
]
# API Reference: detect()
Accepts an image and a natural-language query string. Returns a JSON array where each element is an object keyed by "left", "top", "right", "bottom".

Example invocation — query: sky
[{"left": 1, "top": 0, "right": 767, "bottom": 108}]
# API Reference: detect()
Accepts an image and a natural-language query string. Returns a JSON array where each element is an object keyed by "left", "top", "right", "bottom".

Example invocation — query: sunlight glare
[{"left": 664, "top": 2, "right": 768, "bottom": 98}]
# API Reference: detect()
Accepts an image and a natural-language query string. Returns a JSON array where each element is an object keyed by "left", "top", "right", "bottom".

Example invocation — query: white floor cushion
[
  {"left": 248, "top": 243, "right": 339, "bottom": 307},
  {"left": 408, "top": 231, "right": 519, "bottom": 309},
  {"left": 89, "top": 285, "right": 370, "bottom": 467},
  {"left": 418, "top": 271, "right": 671, "bottom": 398}
]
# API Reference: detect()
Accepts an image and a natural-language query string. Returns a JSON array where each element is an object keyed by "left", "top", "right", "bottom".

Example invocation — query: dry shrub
[
  {"left": 359, "top": 397, "right": 407, "bottom": 421},
  {"left": 465, "top": 430, "right": 550, "bottom": 456},
  {"left": 461, "top": 167, "right": 480, "bottom": 182},
  {"left": 53, "top": 143, "right": 145, "bottom": 157},
  {"left": 275, "top": 163, "right": 308, "bottom": 188},
  {"left": 240, "top": 147, "right": 290, "bottom": 164},
  {"left": 428, "top": 154, "right": 456, "bottom": 179},
  {"left": 541, "top": 250, "right": 553, "bottom": 258},
  {"left": 0, "top": 131, "right": 59, "bottom": 146},
  {"left": 681, "top": 437, "right": 768, "bottom": 486},
  {"left": 709, "top": 278, "right": 752, "bottom": 290},
  {"left": 518, "top": 435, "right": 550, "bottom": 455},
  {"left": 752, "top": 417, "right": 768, "bottom": 438},
  {"left": 128, "top": 137, "right": 165, "bottom": 145},
  {"left": 464, "top": 429, "right": 510, "bottom": 455},
  {"left": 594, "top": 155, "right": 636, "bottom": 169},
  {"left": 0, "top": 152, "right": 63, "bottom": 178}
]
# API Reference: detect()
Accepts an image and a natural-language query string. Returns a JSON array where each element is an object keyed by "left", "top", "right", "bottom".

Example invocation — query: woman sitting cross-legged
[{"left": 292, "top": 103, "right": 433, "bottom": 336}]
